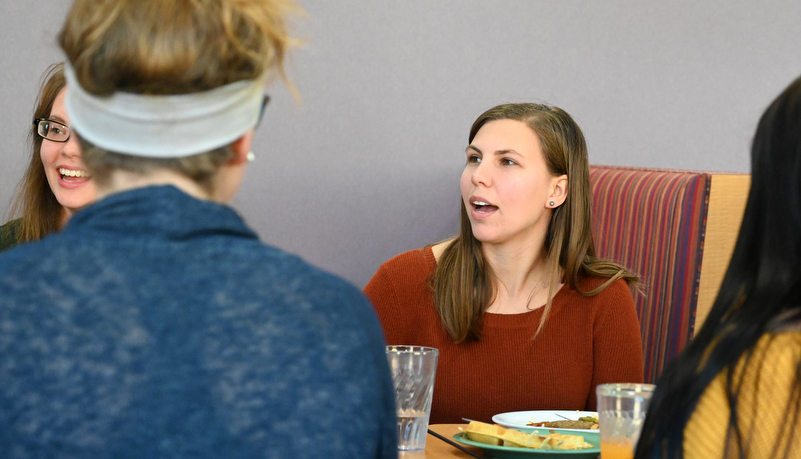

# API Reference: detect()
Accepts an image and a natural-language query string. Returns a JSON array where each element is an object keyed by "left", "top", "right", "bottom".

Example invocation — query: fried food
[
  {"left": 463, "top": 421, "right": 506, "bottom": 445},
  {"left": 499, "top": 427, "right": 560, "bottom": 449},
  {"left": 526, "top": 420, "right": 599, "bottom": 430},
  {"left": 462, "top": 421, "right": 592, "bottom": 450},
  {"left": 526, "top": 415, "right": 599, "bottom": 430},
  {"left": 545, "top": 432, "right": 594, "bottom": 450}
]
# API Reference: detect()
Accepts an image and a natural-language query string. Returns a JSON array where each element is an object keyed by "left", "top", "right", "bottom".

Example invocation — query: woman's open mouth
[
  {"left": 59, "top": 167, "right": 91, "bottom": 182},
  {"left": 472, "top": 200, "right": 499, "bottom": 213}
]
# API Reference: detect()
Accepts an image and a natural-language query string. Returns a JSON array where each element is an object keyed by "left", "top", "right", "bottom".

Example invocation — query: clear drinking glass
[
  {"left": 386, "top": 345, "right": 439, "bottom": 452},
  {"left": 596, "top": 383, "right": 655, "bottom": 459}
]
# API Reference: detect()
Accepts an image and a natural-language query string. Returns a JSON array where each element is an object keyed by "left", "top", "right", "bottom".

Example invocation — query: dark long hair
[
  {"left": 634, "top": 76, "right": 801, "bottom": 458},
  {"left": 431, "top": 103, "right": 637, "bottom": 342}
]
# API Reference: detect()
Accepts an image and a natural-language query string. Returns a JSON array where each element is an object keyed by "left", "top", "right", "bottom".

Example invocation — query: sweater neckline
[
  {"left": 66, "top": 185, "right": 258, "bottom": 242},
  {"left": 422, "top": 245, "right": 569, "bottom": 328}
]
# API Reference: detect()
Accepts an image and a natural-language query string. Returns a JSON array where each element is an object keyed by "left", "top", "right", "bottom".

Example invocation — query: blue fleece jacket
[{"left": 0, "top": 185, "right": 397, "bottom": 459}]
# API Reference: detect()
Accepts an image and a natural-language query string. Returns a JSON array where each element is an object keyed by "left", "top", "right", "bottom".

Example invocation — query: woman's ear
[
  {"left": 549, "top": 174, "right": 568, "bottom": 207},
  {"left": 228, "top": 130, "right": 255, "bottom": 165}
]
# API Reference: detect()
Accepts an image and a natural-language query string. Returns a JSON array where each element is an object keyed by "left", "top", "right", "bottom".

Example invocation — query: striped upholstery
[{"left": 589, "top": 165, "right": 711, "bottom": 383}]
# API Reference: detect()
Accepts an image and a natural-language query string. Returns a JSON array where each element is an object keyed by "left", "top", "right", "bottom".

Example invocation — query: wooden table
[{"left": 400, "top": 424, "right": 482, "bottom": 458}]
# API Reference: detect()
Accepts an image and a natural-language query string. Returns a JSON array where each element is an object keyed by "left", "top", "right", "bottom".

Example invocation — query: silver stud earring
[
  {"left": 246, "top": 151, "right": 255, "bottom": 162},
  {"left": 549, "top": 201, "right": 555, "bottom": 207}
]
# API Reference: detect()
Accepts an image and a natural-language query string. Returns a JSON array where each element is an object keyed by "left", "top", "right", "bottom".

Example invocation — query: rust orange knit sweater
[{"left": 365, "top": 246, "right": 644, "bottom": 424}]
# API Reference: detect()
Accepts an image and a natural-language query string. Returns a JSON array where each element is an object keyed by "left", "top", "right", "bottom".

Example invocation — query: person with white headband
[{"left": 0, "top": 1, "right": 396, "bottom": 458}]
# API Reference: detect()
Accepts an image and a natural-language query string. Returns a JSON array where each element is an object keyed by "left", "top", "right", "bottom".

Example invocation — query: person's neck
[
  {"left": 59, "top": 207, "right": 72, "bottom": 229},
  {"left": 96, "top": 169, "right": 213, "bottom": 202},
  {"left": 482, "top": 236, "right": 558, "bottom": 314}
]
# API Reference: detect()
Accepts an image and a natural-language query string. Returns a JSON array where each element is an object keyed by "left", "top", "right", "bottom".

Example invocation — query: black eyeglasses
[{"left": 34, "top": 118, "right": 71, "bottom": 142}]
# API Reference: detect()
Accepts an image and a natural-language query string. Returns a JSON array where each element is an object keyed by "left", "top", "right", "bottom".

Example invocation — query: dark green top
[{"left": 0, "top": 218, "right": 22, "bottom": 252}]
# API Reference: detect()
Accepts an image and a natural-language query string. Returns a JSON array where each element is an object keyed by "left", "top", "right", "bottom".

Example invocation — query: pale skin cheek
[
  {"left": 459, "top": 173, "right": 473, "bottom": 200},
  {"left": 40, "top": 147, "right": 56, "bottom": 168}
]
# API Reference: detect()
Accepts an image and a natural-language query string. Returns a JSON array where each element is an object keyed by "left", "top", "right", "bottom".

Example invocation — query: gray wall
[{"left": 2, "top": 1, "right": 800, "bottom": 287}]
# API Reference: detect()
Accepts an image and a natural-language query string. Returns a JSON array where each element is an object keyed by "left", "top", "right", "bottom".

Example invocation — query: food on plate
[
  {"left": 526, "top": 420, "right": 599, "bottom": 430},
  {"left": 463, "top": 421, "right": 558, "bottom": 449},
  {"left": 498, "top": 427, "right": 560, "bottom": 449},
  {"left": 462, "top": 421, "right": 593, "bottom": 450},
  {"left": 547, "top": 432, "right": 596, "bottom": 450},
  {"left": 526, "top": 415, "right": 599, "bottom": 430},
  {"left": 463, "top": 421, "right": 506, "bottom": 446}
]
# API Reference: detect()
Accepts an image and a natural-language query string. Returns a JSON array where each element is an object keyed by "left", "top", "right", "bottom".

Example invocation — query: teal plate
[{"left": 453, "top": 427, "right": 600, "bottom": 459}]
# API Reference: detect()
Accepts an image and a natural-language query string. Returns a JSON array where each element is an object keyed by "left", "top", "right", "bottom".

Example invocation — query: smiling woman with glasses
[{"left": 0, "top": 63, "right": 96, "bottom": 252}]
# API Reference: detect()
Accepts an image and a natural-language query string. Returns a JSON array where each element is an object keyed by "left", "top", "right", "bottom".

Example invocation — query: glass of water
[{"left": 386, "top": 345, "right": 439, "bottom": 452}]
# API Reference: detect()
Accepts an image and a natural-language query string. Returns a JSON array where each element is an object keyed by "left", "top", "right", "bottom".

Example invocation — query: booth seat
[{"left": 589, "top": 165, "right": 749, "bottom": 383}]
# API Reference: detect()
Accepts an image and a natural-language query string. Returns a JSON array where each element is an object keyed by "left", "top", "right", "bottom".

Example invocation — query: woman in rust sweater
[{"left": 365, "top": 103, "right": 644, "bottom": 424}]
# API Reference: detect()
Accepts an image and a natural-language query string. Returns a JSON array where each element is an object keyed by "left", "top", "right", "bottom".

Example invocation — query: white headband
[{"left": 64, "top": 64, "right": 264, "bottom": 158}]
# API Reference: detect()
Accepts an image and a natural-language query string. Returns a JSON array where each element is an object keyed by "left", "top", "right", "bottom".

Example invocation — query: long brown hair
[
  {"left": 57, "top": 0, "right": 301, "bottom": 187},
  {"left": 432, "top": 103, "right": 638, "bottom": 343},
  {"left": 6, "top": 64, "right": 66, "bottom": 243}
]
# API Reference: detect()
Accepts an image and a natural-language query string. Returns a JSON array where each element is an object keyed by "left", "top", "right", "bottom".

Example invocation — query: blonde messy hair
[{"left": 57, "top": 0, "right": 302, "bottom": 189}]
